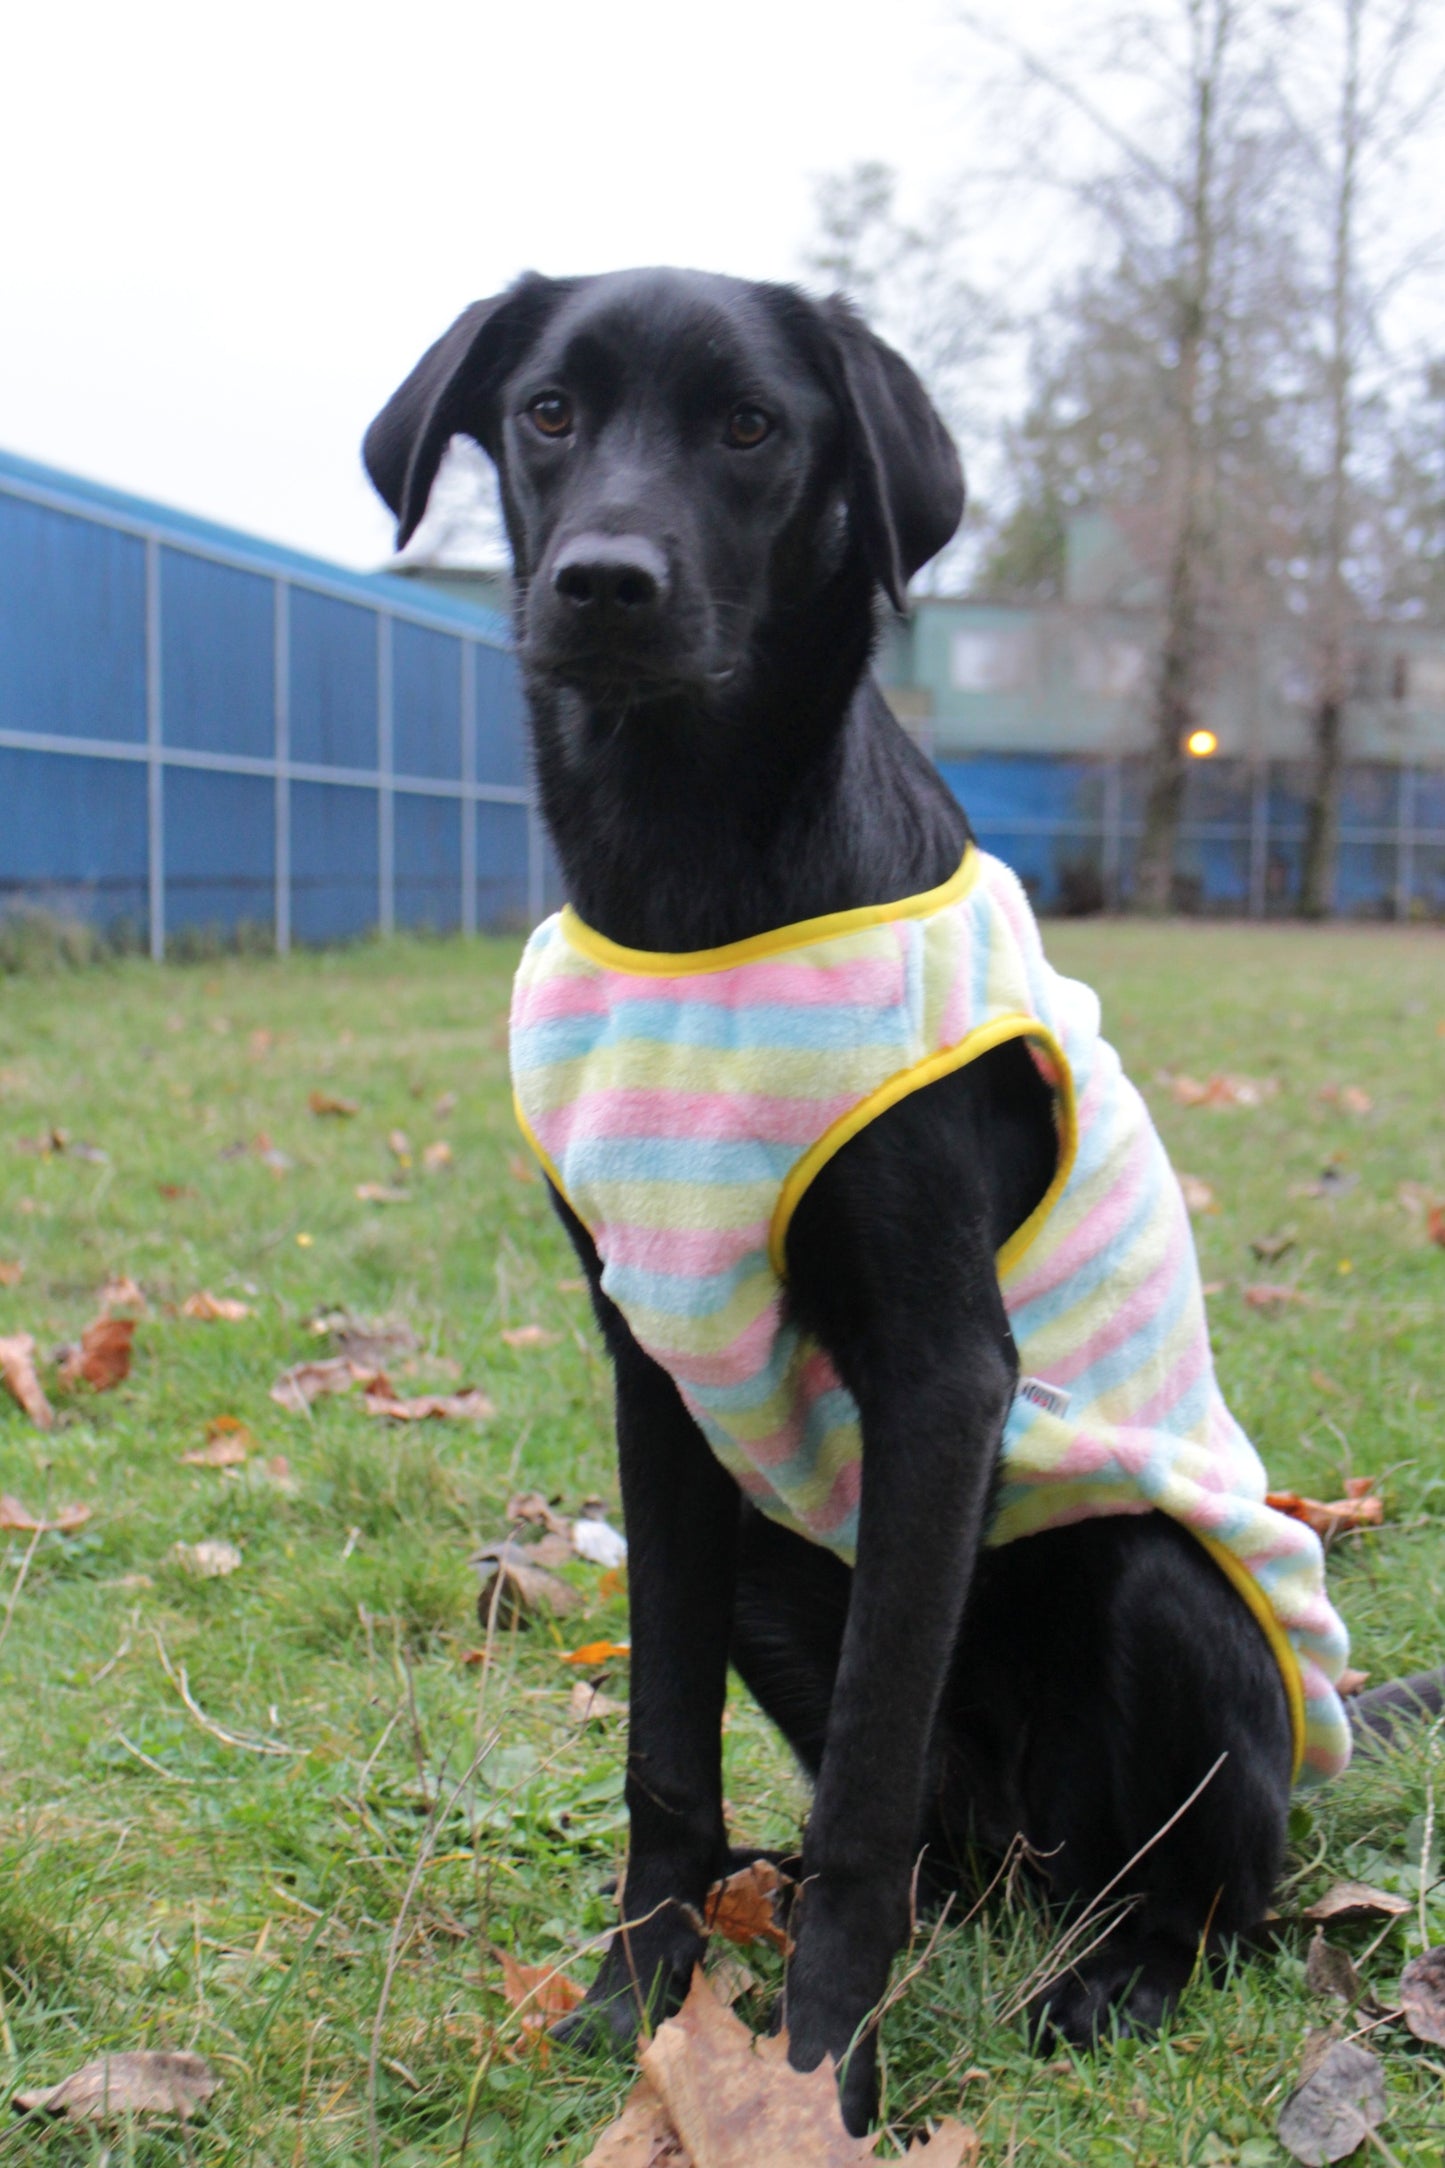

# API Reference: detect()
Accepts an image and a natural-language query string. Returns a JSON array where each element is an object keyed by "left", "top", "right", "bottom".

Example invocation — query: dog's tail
[{"left": 1346, "top": 1669, "right": 1445, "bottom": 1747}]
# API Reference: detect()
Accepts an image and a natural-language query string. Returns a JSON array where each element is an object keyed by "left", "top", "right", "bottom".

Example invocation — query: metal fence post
[
  {"left": 273, "top": 579, "right": 291, "bottom": 955},
  {"left": 1102, "top": 757, "right": 1123, "bottom": 907},
  {"left": 460, "top": 642, "right": 477, "bottom": 936},
  {"left": 1248, "top": 763, "right": 1269, "bottom": 919},
  {"left": 1396, "top": 764, "right": 1416, "bottom": 923},
  {"left": 145, "top": 536, "right": 165, "bottom": 961},
  {"left": 377, "top": 613, "right": 395, "bottom": 937}
]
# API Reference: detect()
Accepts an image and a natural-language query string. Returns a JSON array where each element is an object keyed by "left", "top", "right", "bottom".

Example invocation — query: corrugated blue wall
[{"left": 0, "top": 447, "right": 543, "bottom": 955}]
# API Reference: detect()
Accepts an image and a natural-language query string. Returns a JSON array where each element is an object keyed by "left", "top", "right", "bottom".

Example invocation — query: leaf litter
[
  {"left": 57, "top": 1314, "right": 135, "bottom": 1391},
  {"left": 1266, "top": 1479, "right": 1384, "bottom": 1544},
  {"left": 1398, "top": 1944, "right": 1445, "bottom": 2047},
  {"left": 15, "top": 2049, "right": 219, "bottom": 2123},
  {"left": 1276, "top": 2033, "right": 1386, "bottom": 2166},
  {"left": 180, "top": 1290, "right": 251, "bottom": 1321},
  {"left": 0, "top": 1332, "right": 54, "bottom": 1428}
]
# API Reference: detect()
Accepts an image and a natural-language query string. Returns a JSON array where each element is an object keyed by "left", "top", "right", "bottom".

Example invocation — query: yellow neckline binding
[{"left": 558, "top": 847, "right": 980, "bottom": 977}]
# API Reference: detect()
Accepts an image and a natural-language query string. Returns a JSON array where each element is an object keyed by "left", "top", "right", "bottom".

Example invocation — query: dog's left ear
[
  {"left": 363, "top": 273, "right": 567, "bottom": 549},
  {"left": 793, "top": 294, "right": 965, "bottom": 610}
]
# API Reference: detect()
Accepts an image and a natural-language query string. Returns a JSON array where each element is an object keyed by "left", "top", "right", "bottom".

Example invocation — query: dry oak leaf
[
  {"left": 0, "top": 1259, "right": 22, "bottom": 1286},
  {"left": 1318, "top": 1084, "right": 1373, "bottom": 1116},
  {"left": 1305, "top": 1932, "right": 1366, "bottom": 2007},
  {"left": 496, "top": 1948, "right": 585, "bottom": 2031},
  {"left": 704, "top": 1861, "right": 793, "bottom": 1954},
  {"left": 1266, "top": 1480, "right": 1383, "bottom": 1544},
  {"left": 1178, "top": 1174, "right": 1219, "bottom": 1215},
  {"left": 584, "top": 2076, "right": 688, "bottom": 2167},
  {"left": 270, "top": 1356, "right": 383, "bottom": 1413},
  {"left": 99, "top": 1275, "right": 146, "bottom": 1313},
  {"left": 1165, "top": 1071, "right": 1279, "bottom": 1109},
  {"left": 1398, "top": 1943, "right": 1445, "bottom": 2047},
  {"left": 0, "top": 1493, "right": 91, "bottom": 1534},
  {"left": 15, "top": 2049, "right": 219, "bottom": 2124},
  {"left": 58, "top": 1315, "right": 134, "bottom": 1392},
  {"left": 181, "top": 1290, "right": 251, "bottom": 1322},
  {"left": 308, "top": 1089, "right": 359, "bottom": 1118},
  {"left": 1276, "top": 2035, "right": 1386, "bottom": 2166},
  {"left": 363, "top": 1383, "right": 495, "bottom": 1422},
  {"left": 0, "top": 1333, "right": 54, "bottom": 1429},
  {"left": 507, "top": 1489, "right": 572, "bottom": 1538},
  {"left": 502, "top": 1324, "right": 562, "bottom": 1349},
  {"left": 172, "top": 1539, "right": 243, "bottom": 1578},
  {"left": 181, "top": 1418, "right": 255, "bottom": 1469},
  {"left": 569, "top": 1680, "right": 627, "bottom": 1723},
  {"left": 355, "top": 1181, "right": 409, "bottom": 1204},
  {"left": 637, "top": 1969, "right": 978, "bottom": 2167},
  {"left": 422, "top": 1138, "right": 453, "bottom": 1171},
  {"left": 1244, "top": 1283, "right": 1302, "bottom": 1313},
  {"left": 472, "top": 1543, "right": 581, "bottom": 1626},
  {"left": 1250, "top": 1233, "right": 1296, "bottom": 1263},
  {"left": 1301, "top": 1882, "right": 1410, "bottom": 1928}
]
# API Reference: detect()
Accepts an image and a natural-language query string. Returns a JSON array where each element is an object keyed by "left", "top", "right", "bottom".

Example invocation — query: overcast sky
[{"left": 3, "top": 0, "right": 1023, "bottom": 569}]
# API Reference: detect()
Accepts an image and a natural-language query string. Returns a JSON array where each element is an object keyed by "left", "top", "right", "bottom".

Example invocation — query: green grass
[{"left": 0, "top": 921, "right": 1442, "bottom": 2165}]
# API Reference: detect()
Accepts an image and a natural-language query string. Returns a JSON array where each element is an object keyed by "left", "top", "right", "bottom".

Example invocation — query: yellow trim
[
  {"left": 511, "top": 1092, "right": 592, "bottom": 1232},
  {"left": 768, "top": 1014, "right": 1080, "bottom": 1282},
  {"left": 1195, "top": 1534, "right": 1306, "bottom": 1783},
  {"left": 558, "top": 847, "right": 981, "bottom": 977}
]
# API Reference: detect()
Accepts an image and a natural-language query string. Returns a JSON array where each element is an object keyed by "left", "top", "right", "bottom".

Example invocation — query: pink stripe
[
  {"left": 799, "top": 1456, "right": 863, "bottom": 1541},
  {"left": 653, "top": 1302, "right": 781, "bottom": 1389},
  {"left": 1034, "top": 1210, "right": 1192, "bottom": 1390},
  {"left": 600, "top": 1219, "right": 769, "bottom": 1275},
  {"left": 533, "top": 1086, "right": 856, "bottom": 1150},
  {"left": 513, "top": 949, "right": 906, "bottom": 1026},
  {"left": 1123, "top": 1330, "right": 1211, "bottom": 1432},
  {"left": 1003, "top": 1054, "right": 1124, "bottom": 1306}
]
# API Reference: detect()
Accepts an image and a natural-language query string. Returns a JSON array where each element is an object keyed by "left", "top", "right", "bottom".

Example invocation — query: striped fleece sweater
[{"left": 510, "top": 846, "right": 1351, "bottom": 1785}]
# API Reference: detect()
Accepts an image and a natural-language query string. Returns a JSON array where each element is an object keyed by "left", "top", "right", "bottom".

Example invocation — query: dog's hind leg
[{"left": 935, "top": 1515, "right": 1293, "bottom": 2046}]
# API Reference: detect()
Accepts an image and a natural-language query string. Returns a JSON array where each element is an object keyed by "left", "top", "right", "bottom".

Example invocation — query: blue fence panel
[
  {"left": 395, "top": 791, "right": 462, "bottom": 931},
  {"left": 164, "top": 768, "right": 275, "bottom": 935},
  {"left": 475, "top": 641, "right": 528, "bottom": 788},
  {"left": 161, "top": 550, "right": 273, "bottom": 759},
  {"left": 477, "top": 802, "right": 531, "bottom": 927},
  {"left": 394, "top": 622, "right": 462, "bottom": 780},
  {"left": 290, "top": 590, "right": 378, "bottom": 772},
  {"left": 0, "top": 748, "right": 149, "bottom": 922},
  {"left": 291, "top": 782, "right": 379, "bottom": 945},
  {"left": 0, "top": 497, "right": 146, "bottom": 742}
]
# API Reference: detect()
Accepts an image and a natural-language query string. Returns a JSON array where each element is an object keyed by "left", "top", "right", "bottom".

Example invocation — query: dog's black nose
[{"left": 551, "top": 534, "right": 669, "bottom": 615}]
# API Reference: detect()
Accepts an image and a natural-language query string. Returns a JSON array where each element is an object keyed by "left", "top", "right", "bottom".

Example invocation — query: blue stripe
[
  {"left": 1057, "top": 1238, "right": 1197, "bottom": 1411},
  {"left": 601, "top": 1247, "right": 765, "bottom": 1320},
  {"left": 561, "top": 1134, "right": 800, "bottom": 1189},
  {"left": 512, "top": 998, "right": 911, "bottom": 1069},
  {"left": 1005, "top": 1095, "right": 1164, "bottom": 1342}
]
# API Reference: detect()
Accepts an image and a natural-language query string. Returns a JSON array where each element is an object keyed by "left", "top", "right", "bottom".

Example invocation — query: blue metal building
[{"left": 0, "top": 447, "right": 539, "bottom": 956}]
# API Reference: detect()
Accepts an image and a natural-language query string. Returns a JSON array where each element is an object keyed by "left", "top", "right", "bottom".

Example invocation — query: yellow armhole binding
[
  {"left": 511, "top": 1093, "right": 593, "bottom": 1234},
  {"left": 1195, "top": 1535, "right": 1307, "bottom": 1783},
  {"left": 768, "top": 1016, "right": 1080, "bottom": 1283},
  {"left": 559, "top": 847, "right": 981, "bottom": 976}
]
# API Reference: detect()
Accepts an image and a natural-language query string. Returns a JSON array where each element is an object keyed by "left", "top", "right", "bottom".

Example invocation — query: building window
[
  {"left": 949, "top": 628, "right": 1033, "bottom": 693},
  {"left": 1073, "top": 636, "right": 1147, "bottom": 698}
]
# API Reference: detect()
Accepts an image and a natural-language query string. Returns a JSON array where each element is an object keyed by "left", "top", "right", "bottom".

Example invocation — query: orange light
[{"left": 1186, "top": 728, "right": 1218, "bottom": 758}]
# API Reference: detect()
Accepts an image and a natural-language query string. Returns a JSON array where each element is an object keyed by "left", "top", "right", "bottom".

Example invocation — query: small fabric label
[{"left": 1017, "top": 1375, "right": 1072, "bottom": 1420}]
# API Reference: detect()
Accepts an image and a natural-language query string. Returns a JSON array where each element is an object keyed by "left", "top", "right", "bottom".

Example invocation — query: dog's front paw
[{"left": 550, "top": 1905, "right": 704, "bottom": 2057}]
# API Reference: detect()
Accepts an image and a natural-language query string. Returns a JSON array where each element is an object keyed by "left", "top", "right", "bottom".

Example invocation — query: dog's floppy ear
[
  {"left": 363, "top": 274, "right": 564, "bottom": 549},
  {"left": 799, "top": 294, "right": 964, "bottom": 610}
]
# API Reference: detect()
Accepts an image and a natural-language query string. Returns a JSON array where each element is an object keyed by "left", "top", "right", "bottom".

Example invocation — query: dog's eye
[
  {"left": 725, "top": 404, "right": 771, "bottom": 449},
  {"left": 528, "top": 393, "right": 574, "bottom": 439}
]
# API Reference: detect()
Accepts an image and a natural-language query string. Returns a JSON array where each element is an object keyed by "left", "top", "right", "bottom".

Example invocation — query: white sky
[{"left": 2, "top": 0, "right": 1015, "bottom": 568}]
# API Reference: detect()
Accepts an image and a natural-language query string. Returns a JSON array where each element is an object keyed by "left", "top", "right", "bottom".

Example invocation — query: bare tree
[{"left": 1279, "top": 0, "right": 1445, "bottom": 915}]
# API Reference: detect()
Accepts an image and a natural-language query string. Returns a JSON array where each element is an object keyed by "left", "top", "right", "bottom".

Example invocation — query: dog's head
[{"left": 364, "top": 268, "right": 963, "bottom": 711}]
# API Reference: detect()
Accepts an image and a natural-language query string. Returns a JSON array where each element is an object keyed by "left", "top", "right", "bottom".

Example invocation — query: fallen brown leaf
[
  {"left": 599, "top": 1565, "right": 628, "bottom": 1600},
  {"left": 1318, "top": 1084, "right": 1373, "bottom": 1116},
  {"left": 1336, "top": 1669, "right": 1370, "bottom": 1696},
  {"left": 507, "top": 1153, "right": 538, "bottom": 1184},
  {"left": 387, "top": 1128, "right": 413, "bottom": 1163},
  {"left": 252, "top": 1133, "right": 293, "bottom": 1174},
  {"left": 1266, "top": 1482, "right": 1383, "bottom": 1544},
  {"left": 1244, "top": 1283, "right": 1302, "bottom": 1312},
  {"left": 496, "top": 1949, "right": 585, "bottom": 2030},
  {"left": 507, "top": 1490, "right": 572, "bottom": 1537},
  {"left": 1177, "top": 1174, "right": 1219, "bottom": 1214},
  {"left": 1301, "top": 1882, "right": 1410, "bottom": 1928},
  {"left": 1276, "top": 2034, "right": 1386, "bottom": 2165},
  {"left": 270, "top": 1357, "right": 384, "bottom": 1413},
  {"left": 0, "top": 1493, "right": 91, "bottom": 1534},
  {"left": 1429, "top": 1203, "right": 1445, "bottom": 1250},
  {"left": 422, "top": 1139, "right": 453, "bottom": 1171},
  {"left": 172, "top": 1539, "right": 243, "bottom": 1578},
  {"left": 569, "top": 1680, "right": 627, "bottom": 1723},
  {"left": 704, "top": 1861, "right": 792, "bottom": 1954},
  {"left": 156, "top": 1182, "right": 197, "bottom": 1201},
  {"left": 434, "top": 1090, "right": 458, "bottom": 1119},
  {"left": 15, "top": 2049, "right": 220, "bottom": 2123},
  {"left": 1305, "top": 1932, "right": 1365, "bottom": 2006},
  {"left": 0, "top": 1332, "right": 54, "bottom": 1429},
  {"left": 1165, "top": 1071, "right": 1279, "bottom": 1108},
  {"left": 639, "top": 1970, "right": 977, "bottom": 2167},
  {"left": 0, "top": 1259, "right": 23, "bottom": 1286},
  {"left": 99, "top": 1275, "right": 146, "bottom": 1313},
  {"left": 58, "top": 1315, "right": 134, "bottom": 1392},
  {"left": 584, "top": 2077, "right": 687, "bottom": 2167},
  {"left": 355, "top": 1181, "right": 409, "bottom": 1205},
  {"left": 181, "top": 1417, "right": 254, "bottom": 1469},
  {"left": 363, "top": 1384, "right": 495, "bottom": 1422},
  {"left": 181, "top": 1291, "right": 251, "bottom": 1322},
  {"left": 502, "top": 1325, "right": 562, "bottom": 1349},
  {"left": 1398, "top": 1944, "right": 1445, "bottom": 2047},
  {"left": 562, "top": 1639, "right": 632, "bottom": 1666},
  {"left": 308, "top": 1090, "right": 358, "bottom": 1118},
  {"left": 473, "top": 1545, "right": 581, "bottom": 1625},
  {"left": 1250, "top": 1233, "right": 1296, "bottom": 1263}
]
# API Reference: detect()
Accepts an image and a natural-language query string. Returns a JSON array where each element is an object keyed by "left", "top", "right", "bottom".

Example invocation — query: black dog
[{"left": 366, "top": 269, "right": 1442, "bottom": 2136}]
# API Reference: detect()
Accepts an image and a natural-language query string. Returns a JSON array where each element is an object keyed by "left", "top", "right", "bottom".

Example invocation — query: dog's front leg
[
  {"left": 555, "top": 1285, "right": 740, "bottom": 2053},
  {"left": 782, "top": 1102, "right": 1018, "bottom": 2132}
]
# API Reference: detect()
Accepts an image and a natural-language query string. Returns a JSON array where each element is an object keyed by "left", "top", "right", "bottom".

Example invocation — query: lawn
[{"left": 0, "top": 919, "right": 1442, "bottom": 2165}]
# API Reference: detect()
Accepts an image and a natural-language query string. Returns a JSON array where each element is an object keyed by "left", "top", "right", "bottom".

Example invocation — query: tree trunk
[
  {"left": 1136, "top": 524, "right": 1201, "bottom": 912},
  {"left": 1300, "top": 688, "right": 1344, "bottom": 916}
]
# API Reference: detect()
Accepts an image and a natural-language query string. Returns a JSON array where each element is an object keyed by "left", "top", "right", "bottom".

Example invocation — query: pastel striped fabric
[{"left": 510, "top": 847, "right": 1351, "bottom": 1784}]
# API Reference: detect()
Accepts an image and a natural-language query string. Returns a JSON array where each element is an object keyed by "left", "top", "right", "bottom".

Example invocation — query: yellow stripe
[
  {"left": 1194, "top": 1534, "right": 1306, "bottom": 1782},
  {"left": 558, "top": 848, "right": 981, "bottom": 976},
  {"left": 768, "top": 1015, "right": 1080, "bottom": 1281}
]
